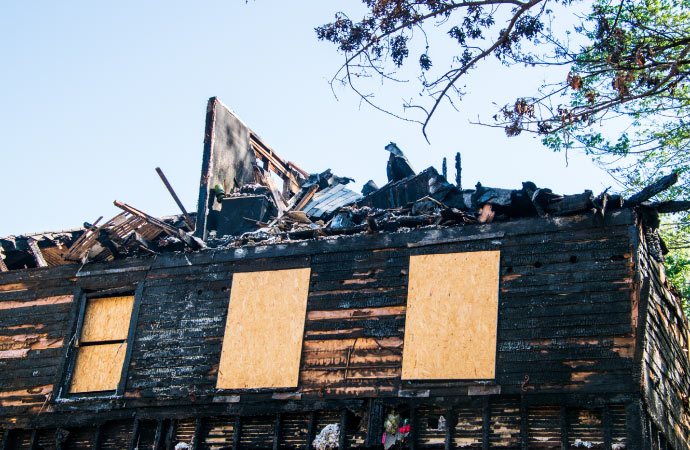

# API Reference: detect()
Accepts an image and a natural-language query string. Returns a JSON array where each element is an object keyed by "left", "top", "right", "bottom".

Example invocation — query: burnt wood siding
[
  {"left": 637, "top": 228, "right": 690, "bottom": 449},
  {"left": 3, "top": 209, "right": 685, "bottom": 448}
]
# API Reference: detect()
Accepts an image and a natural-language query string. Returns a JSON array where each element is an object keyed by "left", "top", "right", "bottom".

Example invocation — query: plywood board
[
  {"left": 69, "top": 343, "right": 127, "bottom": 393},
  {"left": 80, "top": 296, "right": 134, "bottom": 343},
  {"left": 217, "top": 268, "right": 311, "bottom": 389},
  {"left": 402, "top": 251, "right": 500, "bottom": 380}
]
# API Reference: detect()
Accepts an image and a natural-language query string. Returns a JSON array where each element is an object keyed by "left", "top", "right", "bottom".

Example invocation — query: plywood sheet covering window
[
  {"left": 69, "top": 343, "right": 127, "bottom": 393},
  {"left": 69, "top": 295, "right": 134, "bottom": 393},
  {"left": 80, "top": 296, "right": 134, "bottom": 343},
  {"left": 217, "top": 268, "right": 311, "bottom": 389},
  {"left": 402, "top": 251, "right": 500, "bottom": 380}
]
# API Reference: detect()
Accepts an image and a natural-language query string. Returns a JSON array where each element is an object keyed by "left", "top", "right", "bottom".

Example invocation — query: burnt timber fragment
[
  {"left": 385, "top": 142, "right": 415, "bottom": 182},
  {"left": 1, "top": 97, "right": 690, "bottom": 450}
]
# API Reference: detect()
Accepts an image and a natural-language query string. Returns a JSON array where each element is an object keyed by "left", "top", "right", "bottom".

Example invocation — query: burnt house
[{"left": 1, "top": 97, "right": 689, "bottom": 450}]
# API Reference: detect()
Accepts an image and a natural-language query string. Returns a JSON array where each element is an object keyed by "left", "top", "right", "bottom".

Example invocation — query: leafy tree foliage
[
  {"left": 660, "top": 218, "right": 690, "bottom": 315},
  {"left": 316, "top": 0, "right": 690, "bottom": 196}
]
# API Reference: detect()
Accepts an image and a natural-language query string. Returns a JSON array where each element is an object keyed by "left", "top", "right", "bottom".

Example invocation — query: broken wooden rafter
[
  {"left": 113, "top": 201, "right": 204, "bottom": 250},
  {"left": 295, "top": 185, "right": 319, "bottom": 212},
  {"left": 624, "top": 172, "right": 679, "bottom": 207},
  {"left": 26, "top": 238, "right": 48, "bottom": 268},
  {"left": 250, "top": 133, "right": 307, "bottom": 196},
  {"left": 155, "top": 167, "right": 195, "bottom": 231},
  {"left": 62, "top": 216, "right": 105, "bottom": 262},
  {"left": 254, "top": 167, "right": 288, "bottom": 215}
]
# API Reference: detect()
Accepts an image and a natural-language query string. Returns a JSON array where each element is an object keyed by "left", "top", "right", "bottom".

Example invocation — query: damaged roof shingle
[{"left": 1, "top": 98, "right": 685, "bottom": 271}]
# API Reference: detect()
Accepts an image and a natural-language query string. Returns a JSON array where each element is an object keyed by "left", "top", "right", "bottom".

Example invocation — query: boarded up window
[
  {"left": 69, "top": 296, "right": 134, "bottom": 393},
  {"left": 217, "top": 268, "right": 311, "bottom": 389},
  {"left": 402, "top": 251, "right": 500, "bottom": 380}
]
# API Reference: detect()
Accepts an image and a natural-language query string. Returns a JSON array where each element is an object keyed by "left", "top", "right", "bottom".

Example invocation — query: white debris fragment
[
  {"left": 573, "top": 439, "right": 594, "bottom": 448},
  {"left": 312, "top": 423, "right": 339, "bottom": 450},
  {"left": 174, "top": 443, "right": 190, "bottom": 450}
]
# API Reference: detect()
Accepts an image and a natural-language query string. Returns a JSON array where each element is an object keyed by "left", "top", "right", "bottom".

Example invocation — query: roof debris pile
[{"left": 1, "top": 97, "right": 686, "bottom": 271}]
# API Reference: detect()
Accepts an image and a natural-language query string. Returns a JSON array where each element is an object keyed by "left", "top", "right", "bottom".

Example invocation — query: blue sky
[{"left": 0, "top": 1, "right": 612, "bottom": 236}]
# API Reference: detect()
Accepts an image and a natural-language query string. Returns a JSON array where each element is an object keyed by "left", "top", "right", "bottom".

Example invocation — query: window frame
[{"left": 55, "top": 283, "right": 144, "bottom": 399}]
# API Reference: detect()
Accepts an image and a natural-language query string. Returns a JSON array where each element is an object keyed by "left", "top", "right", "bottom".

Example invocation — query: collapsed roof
[{"left": 1, "top": 97, "right": 687, "bottom": 271}]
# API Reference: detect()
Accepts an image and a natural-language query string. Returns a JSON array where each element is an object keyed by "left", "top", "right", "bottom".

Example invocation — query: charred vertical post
[
  {"left": 559, "top": 405, "right": 568, "bottom": 450},
  {"left": 1, "top": 429, "right": 11, "bottom": 450},
  {"left": 29, "top": 429, "right": 38, "bottom": 450},
  {"left": 153, "top": 421, "right": 163, "bottom": 450},
  {"left": 232, "top": 416, "right": 241, "bottom": 450},
  {"left": 306, "top": 411, "right": 316, "bottom": 449},
  {"left": 272, "top": 413, "right": 282, "bottom": 450},
  {"left": 603, "top": 404, "right": 612, "bottom": 449},
  {"left": 91, "top": 426, "right": 102, "bottom": 450},
  {"left": 339, "top": 409, "right": 348, "bottom": 450},
  {"left": 482, "top": 397, "right": 490, "bottom": 450},
  {"left": 191, "top": 419, "right": 203, "bottom": 450},
  {"left": 442, "top": 158, "right": 447, "bottom": 179},
  {"left": 520, "top": 397, "right": 528, "bottom": 450},
  {"left": 626, "top": 400, "right": 648, "bottom": 450},
  {"left": 365, "top": 400, "right": 383, "bottom": 447},
  {"left": 409, "top": 406, "right": 417, "bottom": 450},
  {"left": 166, "top": 421, "right": 178, "bottom": 450},
  {"left": 444, "top": 409, "right": 455, "bottom": 450},
  {"left": 128, "top": 418, "right": 141, "bottom": 450},
  {"left": 455, "top": 152, "right": 462, "bottom": 190}
]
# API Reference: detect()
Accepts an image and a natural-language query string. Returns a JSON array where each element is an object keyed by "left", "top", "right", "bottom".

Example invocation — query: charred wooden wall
[
  {"left": 1, "top": 209, "right": 685, "bottom": 449},
  {"left": 636, "top": 227, "right": 690, "bottom": 449}
]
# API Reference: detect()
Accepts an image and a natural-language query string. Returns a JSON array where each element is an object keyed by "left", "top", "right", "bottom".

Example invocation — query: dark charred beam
[
  {"left": 546, "top": 191, "right": 593, "bottom": 215},
  {"left": 649, "top": 200, "right": 690, "bottom": 214},
  {"left": 625, "top": 172, "right": 679, "bottom": 207},
  {"left": 29, "top": 429, "right": 38, "bottom": 450}
]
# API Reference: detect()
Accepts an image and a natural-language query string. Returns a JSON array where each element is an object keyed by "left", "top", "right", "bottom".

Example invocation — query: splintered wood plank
[
  {"left": 216, "top": 268, "right": 310, "bottom": 389},
  {"left": 69, "top": 343, "right": 127, "bottom": 393},
  {"left": 402, "top": 251, "right": 500, "bottom": 380},
  {"left": 80, "top": 296, "right": 134, "bottom": 343}
]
